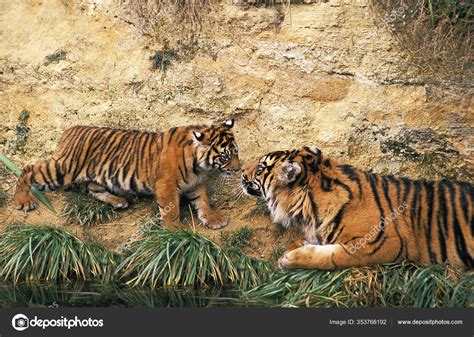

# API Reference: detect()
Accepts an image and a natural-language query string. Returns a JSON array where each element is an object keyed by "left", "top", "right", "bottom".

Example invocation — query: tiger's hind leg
[
  {"left": 15, "top": 158, "right": 65, "bottom": 211},
  {"left": 87, "top": 183, "right": 129, "bottom": 209}
]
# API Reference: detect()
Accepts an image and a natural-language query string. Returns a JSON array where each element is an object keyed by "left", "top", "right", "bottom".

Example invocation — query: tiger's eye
[{"left": 220, "top": 153, "right": 230, "bottom": 163}]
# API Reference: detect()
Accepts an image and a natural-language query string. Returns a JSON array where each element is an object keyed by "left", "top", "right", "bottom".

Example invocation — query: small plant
[
  {"left": 15, "top": 110, "right": 30, "bottom": 150},
  {"left": 220, "top": 226, "right": 253, "bottom": 249},
  {"left": 0, "top": 166, "right": 8, "bottom": 179},
  {"left": 6, "top": 110, "right": 31, "bottom": 154},
  {"left": 44, "top": 50, "right": 67, "bottom": 65},
  {"left": 63, "top": 191, "right": 120, "bottom": 227},
  {"left": 0, "top": 225, "right": 120, "bottom": 283},
  {"left": 150, "top": 44, "right": 179, "bottom": 72},
  {"left": 117, "top": 228, "right": 272, "bottom": 289}
]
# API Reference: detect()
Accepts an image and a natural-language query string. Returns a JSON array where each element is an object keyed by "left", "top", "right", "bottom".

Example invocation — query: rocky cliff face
[
  {"left": 1, "top": 0, "right": 472, "bottom": 182},
  {"left": 1, "top": 0, "right": 472, "bottom": 180}
]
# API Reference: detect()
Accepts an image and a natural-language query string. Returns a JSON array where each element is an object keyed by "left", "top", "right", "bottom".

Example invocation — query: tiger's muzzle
[
  {"left": 221, "top": 155, "right": 241, "bottom": 176},
  {"left": 241, "top": 160, "right": 262, "bottom": 197},
  {"left": 242, "top": 180, "right": 262, "bottom": 197}
]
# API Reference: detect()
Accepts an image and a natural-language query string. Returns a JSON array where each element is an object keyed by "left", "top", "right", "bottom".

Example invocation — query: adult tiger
[
  {"left": 242, "top": 147, "right": 473, "bottom": 270},
  {"left": 15, "top": 120, "right": 240, "bottom": 229}
]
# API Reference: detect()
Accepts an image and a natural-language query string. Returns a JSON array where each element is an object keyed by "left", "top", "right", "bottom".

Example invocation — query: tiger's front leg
[
  {"left": 186, "top": 183, "right": 228, "bottom": 230},
  {"left": 154, "top": 178, "right": 181, "bottom": 227},
  {"left": 278, "top": 244, "right": 343, "bottom": 270},
  {"left": 278, "top": 238, "right": 403, "bottom": 270}
]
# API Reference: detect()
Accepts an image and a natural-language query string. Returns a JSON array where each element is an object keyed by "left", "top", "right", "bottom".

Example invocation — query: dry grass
[
  {"left": 131, "top": 0, "right": 218, "bottom": 29},
  {"left": 370, "top": 0, "right": 473, "bottom": 86},
  {"left": 125, "top": 0, "right": 220, "bottom": 66}
]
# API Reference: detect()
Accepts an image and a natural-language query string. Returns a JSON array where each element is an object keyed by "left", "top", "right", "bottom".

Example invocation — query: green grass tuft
[
  {"left": 63, "top": 191, "right": 120, "bottom": 227},
  {"left": 243, "top": 263, "right": 473, "bottom": 308},
  {"left": 117, "top": 228, "right": 272, "bottom": 289},
  {"left": 0, "top": 225, "right": 120, "bottom": 283},
  {"left": 0, "top": 224, "right": 470, "bottom": 308},
  {"left": 151, "top": 48, "right": 179, "bottom": 71},
  {"left": 220, "top": 226, "right": 253, "bottom": 249}
]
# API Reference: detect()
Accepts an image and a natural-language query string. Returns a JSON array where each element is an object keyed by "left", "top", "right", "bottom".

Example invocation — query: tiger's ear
[
  {"left": 301, "top": 146, "right": 322, "bottom": 173},
  {"left": 278, "top": 161, "right": 302, "bottom": 184},
  {"left": 193, "top": 131, "right": 205, "bottom": 143},
  {"left": 222, "top": 119, "right": 234, "bottom": 129},
  {"left": 303, "top": 146, "right": 321, "bottom": 157}
]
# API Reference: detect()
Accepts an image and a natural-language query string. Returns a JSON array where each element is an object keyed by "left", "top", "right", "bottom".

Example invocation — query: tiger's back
[{"left": 54, "top": 125, "right": 163, "bottom": 194}]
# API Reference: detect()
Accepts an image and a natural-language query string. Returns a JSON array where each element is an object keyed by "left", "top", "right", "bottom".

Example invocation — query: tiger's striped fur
[
  {"left": 15, "top": 120, "right": 240, "bottom": 229},
  {"left": 242, "top": 147, "right": 473, "bottom": 270}
]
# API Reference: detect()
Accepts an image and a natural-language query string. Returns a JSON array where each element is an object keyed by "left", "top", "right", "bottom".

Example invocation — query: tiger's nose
[
  {"left": 228, "top": 156, "right": 241, "bottom": 172},
  {"left": 242, "top": 160, "right": 258, "bottom": 174}
]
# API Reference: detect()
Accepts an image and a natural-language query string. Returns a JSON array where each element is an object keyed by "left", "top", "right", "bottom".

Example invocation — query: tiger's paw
[
  {"left": 278, "top": 251, "right": 296, "bottom": 271},
  {"left": 278, "top": 245, "right": 318, "bottom": 270},
  {"left": 200, "top": 211, "right": 229, "bottom": 230},
  {"left": 88, "top": 190, "right": 129, "bottom": 209},
  {"left": 278, "top": 245, "right": 339, "bottom": 271},
  {"left": 109, "top": 197, "right": 129, "bottom": 209},
  {"left": 15, "top": 194, "right": 37, "bottom": 212}
]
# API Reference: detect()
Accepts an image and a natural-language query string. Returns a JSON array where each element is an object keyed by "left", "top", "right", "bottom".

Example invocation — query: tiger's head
[
  {"left": 242, "top": 146, "right": 322, "bottom": 199},
  {"left": 193, "top": 119, "right": 240, "bottom": 175}
]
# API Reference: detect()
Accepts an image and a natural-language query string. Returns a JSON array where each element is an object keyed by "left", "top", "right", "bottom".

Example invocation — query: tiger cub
[
  {"left": 15, "top": 120, "right": 240, "bottom": 229},
  {"left": 242, "top": 147, "right": 473, "bottom": 270}
]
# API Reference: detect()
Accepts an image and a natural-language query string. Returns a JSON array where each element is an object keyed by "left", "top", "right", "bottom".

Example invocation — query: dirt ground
[{"left": 0, "top": 169, "right": 298, "bottom": 262}]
